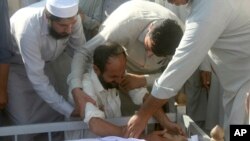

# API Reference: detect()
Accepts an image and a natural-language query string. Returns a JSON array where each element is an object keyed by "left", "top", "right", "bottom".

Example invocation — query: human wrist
[
  {"left": 136, "top": 108, "right": 151, "bottom": 122},
  {"left": 72, "top": 87, "right": 83, "bottom": 98},
  {"left": 72, "top": 87, "right": 82, "bottom": 94}
]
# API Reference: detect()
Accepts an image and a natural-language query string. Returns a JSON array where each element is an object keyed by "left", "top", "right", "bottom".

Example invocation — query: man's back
[{"left": 101, "top": 0, "right": 182, "bottom": 35}]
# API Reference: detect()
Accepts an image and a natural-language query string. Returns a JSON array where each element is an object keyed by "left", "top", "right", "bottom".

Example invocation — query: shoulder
[{"left": 11, "top": 8, "right": 43, "bottom": 33}]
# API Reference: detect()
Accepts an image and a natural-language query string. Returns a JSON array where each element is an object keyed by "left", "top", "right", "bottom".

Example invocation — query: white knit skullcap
[{"left": 46, "top": 0, "right": 79, "bottom": 18}]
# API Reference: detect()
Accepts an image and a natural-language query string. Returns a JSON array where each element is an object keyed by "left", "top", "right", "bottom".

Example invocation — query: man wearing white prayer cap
[
  {"left": 46, "top": 0, "right": 79, "bottom": 18},
  {"left": 6, "top": 0, "right": 95, "bottom": 141}
]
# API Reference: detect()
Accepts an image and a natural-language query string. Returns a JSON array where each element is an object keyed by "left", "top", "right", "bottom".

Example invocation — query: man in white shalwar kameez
[
  {"left": 126, "top": 0, "right": 250, "bottom": 141},
  {"left": 7, "top": 0, "right": 93, "bottom": 140},
  {"left": 155, "top": 0, "right": 225, "bottom": 132}
]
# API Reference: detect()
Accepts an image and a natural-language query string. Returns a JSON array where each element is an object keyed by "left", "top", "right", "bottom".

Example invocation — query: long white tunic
[
  {"left": 151, "top": 0, "right": 250, "bottom": 140},
  {"left": 8, "top": 1, "right": 86, "bottom": 121},
  {"left": 68, "top": 0, "right": 184, "bottom": 92}
]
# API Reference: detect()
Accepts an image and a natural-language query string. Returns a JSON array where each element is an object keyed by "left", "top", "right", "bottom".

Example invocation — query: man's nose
[{"left": 65, "top": 25, "right": 72, "bottom": 34}]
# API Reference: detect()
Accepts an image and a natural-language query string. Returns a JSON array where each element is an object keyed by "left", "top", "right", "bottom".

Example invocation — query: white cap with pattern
[{"left": 46, "top": 0, "right": 79, "bottom": 18}]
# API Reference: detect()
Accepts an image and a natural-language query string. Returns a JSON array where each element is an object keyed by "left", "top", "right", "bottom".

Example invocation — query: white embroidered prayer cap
[{"left": 46, "top": 0, "right": 79, "bottom": 18}]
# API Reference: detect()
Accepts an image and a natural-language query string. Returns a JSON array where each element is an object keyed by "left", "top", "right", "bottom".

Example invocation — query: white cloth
[
  {"left": 84, "top": 103, "right": 105, "bottom": 123},
  {"left": 151, "top": 0, "right": 250, "bottom": 140},
  {"left": 68, "top": 0, "right": 184, "bottom": 92},
  {"left": 8, "top": 1, "right": 85, "bottom": 119},
  {"left": 46, "top": 0, "right": 79, "bottom": 18},
  {"left": 128, "top": 88, "right": 147, "bottom": 105}
]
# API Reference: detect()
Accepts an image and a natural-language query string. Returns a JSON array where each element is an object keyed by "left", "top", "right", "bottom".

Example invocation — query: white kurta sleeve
[
  {"left": 82, "top": 73, "right": 105, "bottom": 123},
  {"left": 199, "top": 55, "right": 212, "bottom": 72},
  {"left": 84, "top": 102, "right": 105, "bottom": 124},
  {"left": 18, "top": 33, "right": 73, "bottom": 117},
  {"left": 151, "top": 0, "right": 231, "bottom": 99},
  {"left": 128, "top": 88, "right": 148, "bottom": 105},
  {"left": 67, "top": 32, "right": 107, "bottom": 93},
  {"left": 66, "top": 15, "right": 87, "bottom": 92}
]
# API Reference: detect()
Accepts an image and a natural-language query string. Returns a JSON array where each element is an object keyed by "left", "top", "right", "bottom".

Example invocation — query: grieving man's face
[
  {"left": 97, "top": 54, "right": 126, "bottom": 90},
  {"left": 98, "top": 74, "right": 119, "bottom": 89},
  {"left": 49, "top": 16, "right": 77, "bottom": 39}
]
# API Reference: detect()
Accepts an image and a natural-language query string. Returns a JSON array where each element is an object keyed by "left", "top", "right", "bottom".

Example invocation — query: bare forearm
[
  {"left": 143, "top": 94, "right": 169, "bottom": 128},
  {"left": 147, "top": 95, "right": 185, "bottom": 136},
  {"left": 89, "top": 117, "right": 124, "bottom": 137},
  {"left": 152, "top": 108, "right": 172, "bottom": 129},
  {"left": 138, "top": 95, "right": 167, "bottom": 123}
]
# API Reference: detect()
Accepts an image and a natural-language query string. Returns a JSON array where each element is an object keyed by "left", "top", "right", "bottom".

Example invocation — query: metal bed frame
[{"left": 0, "top": 113, "right": 210, "bottom": 141}]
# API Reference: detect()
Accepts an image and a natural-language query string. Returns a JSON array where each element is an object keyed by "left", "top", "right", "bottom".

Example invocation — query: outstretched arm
[
  {"left": 143, "top": 94, "right": 185, "bottom": 136},
  {"left": 125, "top": 95, "right": 167, "bottom": 138},
  {"left": 89, "top": 117, "right": 126, "bottom": 137},
  {"left": 89, "top": 117, "right": 187, "bottom": 141}
]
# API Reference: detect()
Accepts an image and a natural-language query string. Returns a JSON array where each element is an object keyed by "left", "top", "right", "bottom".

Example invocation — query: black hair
[
  {"left": 93, "top": 42, "right": 127, "bottom": 73},
  {"left": 149, "top": 19, "right": 183, "bottom": 57}
]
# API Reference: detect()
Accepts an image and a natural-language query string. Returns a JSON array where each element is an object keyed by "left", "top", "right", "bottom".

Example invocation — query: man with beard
[
  {"left": 6, "top": 0, "right": 95, "bottom": 141},
  {"left": 67, "top": 42, "right": 185, "bottom": 140}
]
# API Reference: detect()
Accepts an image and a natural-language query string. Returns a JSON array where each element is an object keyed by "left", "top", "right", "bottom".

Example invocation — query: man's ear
[{"left": 93, "top": 65, "right": 101, "bottom": 75}]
